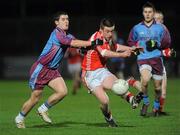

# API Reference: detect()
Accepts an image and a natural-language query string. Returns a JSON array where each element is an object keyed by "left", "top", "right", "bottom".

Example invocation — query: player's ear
[
  {"left": 99, "top": 28, "right": 103, "bottom": 33},
  {"left": 55, "top": 20, "right": 59, "bottom": 26}
]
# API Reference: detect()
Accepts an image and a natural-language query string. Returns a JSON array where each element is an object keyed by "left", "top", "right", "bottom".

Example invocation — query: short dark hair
[
  {"left": 100, "top": 18, "right": 115, "bottom": 29},
  {"left": 53, "top": 11, "right": 68, "bottom": 21},
  {"left": 142, "top": 2, "right": 156, "bottom": 11}
]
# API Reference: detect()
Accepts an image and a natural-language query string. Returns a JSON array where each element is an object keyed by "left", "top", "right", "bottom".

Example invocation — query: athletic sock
[
  {"left": 143, "top": 95, "right": 150, "bottom": 105},
  {"left": 126, "top": 93, "right": 134, "bottom": 104},
  {"left": 153, "top": 100, "right": 160, "bottom": 111},
  {"left": 16, "top": 112, "right": 25, "bottom": 122},
  {"left": 38, "top": 101, "right": 51, "bottom": 113},
  {"left": 160, "top": 97, "right": 165, "bottom": 112}
]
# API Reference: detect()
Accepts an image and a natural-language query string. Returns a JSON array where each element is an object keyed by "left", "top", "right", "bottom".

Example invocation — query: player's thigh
[
  {"left": 139, "top": 64, "right": 152, "bottom": 82},
  {"left": 92, "top": 86, "right": 109, "bottom": 105},
  {"left": 162, "top": 68, "right": 167, "bottom": 89},
  {"left": 48, "top": 77, "right": 68, "bottom": 94},
  {"left": 140, "top": 69, "right": 152, "bottom": 83},
  {"left": 102, "top": 74, "right": 118, "bottom": 90}
]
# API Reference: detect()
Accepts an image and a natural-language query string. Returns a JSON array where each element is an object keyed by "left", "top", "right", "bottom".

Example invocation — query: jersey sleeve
[
  {"left": 127, "top": 28, "right": 138, "bottom": 47},
  {"left": 96, "top": 44, "right": 107, "bottom": 54},
  {"left": 160, "top": 25, "right": 171, "bottom": 49},
  {"left": 55, "top": 29, "right": 73, "bottom": 45}
]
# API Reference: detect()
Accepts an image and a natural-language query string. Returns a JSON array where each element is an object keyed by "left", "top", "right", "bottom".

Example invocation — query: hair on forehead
[
  {"left": 142, "top": 2, "right": 156, "bottom": 11},
  {"left": 100, "top": 18, "right": 115, "bottom": 29},
  {"left": 155, "top": 10, "right": 163, "bottom": 16},
  {"left": 53, "top": 11, "right": 68, "bottom": 21}
]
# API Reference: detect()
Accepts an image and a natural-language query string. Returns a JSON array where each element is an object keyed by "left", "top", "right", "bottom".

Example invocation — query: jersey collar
[{"left": 141, "top": 19, "right": 156, "bottom": 28}]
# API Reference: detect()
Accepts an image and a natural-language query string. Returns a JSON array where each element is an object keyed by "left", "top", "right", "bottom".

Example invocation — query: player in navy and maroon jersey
[{"left": 15, "top": 11, "right": 102, "bottom": 128}]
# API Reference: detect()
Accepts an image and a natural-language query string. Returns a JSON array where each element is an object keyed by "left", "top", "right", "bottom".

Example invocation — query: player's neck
[
  {"left": 144, "top": 20, "right": 154, "bottom": 27},
  {"left": 56, "top": 26, "right": 67, "bottom": 34}
]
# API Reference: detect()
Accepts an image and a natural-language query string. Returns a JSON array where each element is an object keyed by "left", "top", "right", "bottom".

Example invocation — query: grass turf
[{"left": 0, "top": 79, "right": 180, "bottom": 135}]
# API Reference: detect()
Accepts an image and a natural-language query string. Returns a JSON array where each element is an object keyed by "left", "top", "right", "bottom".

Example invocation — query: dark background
[{"left": 0, "top": 0, "right": 179, "bottom": 78}]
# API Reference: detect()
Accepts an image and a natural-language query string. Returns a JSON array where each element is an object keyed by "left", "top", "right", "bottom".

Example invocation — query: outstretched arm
[{"left": 97, "top": 46, "right": 131, "bottom": 58}]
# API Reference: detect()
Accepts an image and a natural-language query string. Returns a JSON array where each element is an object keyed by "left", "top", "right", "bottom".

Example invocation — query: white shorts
[
  {"left": 68, "top": 63, "right": 81, "bottom": 75},
  {"left": 163, "top": 66, "right": 166, "bottom": 75},
  {"left": 84, "top": 68, "right": 113, "bottom": 91},
  {"left": 139, "top": 64, "right": 163, "bottom": 80}
]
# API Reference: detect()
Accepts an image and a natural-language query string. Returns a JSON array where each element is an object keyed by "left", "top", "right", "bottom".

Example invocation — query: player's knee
[
  {"left": 100, "top": 98, "right": 109, "bottom": 105},
  {"left": 31, "top": 90, "right": 42, "bottom": 104},
  {"left": 31, "top": 95, "right": 41, "bottom": 104},
  {"left": 141, "top": 79, "right": 148, "bottom": 87},
  {"left": 154, "top": 83, "right": 161, "bottom": 90},
  {"left": 141, "top": 74, "right": 151, "bottom": 84},
  {"left": 161, "top": 93, "right": 166, "bottom": 98},
  {"left": 57, "top": 89, "right": 68, "bottom": 98}
]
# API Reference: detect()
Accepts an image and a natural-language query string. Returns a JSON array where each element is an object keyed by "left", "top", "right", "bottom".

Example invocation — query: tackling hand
[
  {"left": 80, "top": 39, "right": 103, "bottom": 54},
  {"left": 162, "top": 48, "right": 176, "bottom": 57},
  {"left": 131, "top": 46, "right": 144, "bottom": 55}
]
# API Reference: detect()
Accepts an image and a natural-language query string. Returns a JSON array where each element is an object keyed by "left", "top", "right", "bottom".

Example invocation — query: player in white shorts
[{"left": 81, "top": 18, "right": 143, "bottom": 127}]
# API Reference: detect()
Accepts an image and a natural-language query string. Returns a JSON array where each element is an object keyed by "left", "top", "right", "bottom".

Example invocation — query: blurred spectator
[{"left": 65, "top": 47, "right": 82, "bottom": 95}]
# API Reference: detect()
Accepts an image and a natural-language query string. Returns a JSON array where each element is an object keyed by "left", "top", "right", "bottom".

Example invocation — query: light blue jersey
[
  {"left": 37, "top": 27, "right": 75, "bottom": 69},
  {"left": 128, "top": 21, "right": 171, "bottom": 60}
]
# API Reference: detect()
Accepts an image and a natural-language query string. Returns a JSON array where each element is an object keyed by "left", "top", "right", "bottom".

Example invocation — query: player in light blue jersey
[
  {"left": 15, "top": 11, "right": 103, "bottom": 128},
  {"left": 127, "top": 2, "right": 171, "bottom": 116}
]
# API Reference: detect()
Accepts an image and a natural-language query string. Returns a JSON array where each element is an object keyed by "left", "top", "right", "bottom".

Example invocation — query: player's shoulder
[
  {"left": 159, "top": 23, "right": 169, "bottom": 31},
  {"left": 89, "top": 31, "right": 102, "bottom": 41},
  {"left": 154, "top": 22, "right": 168, "bottom": 31},
  {"left": 67, "top": 33, "right": 76, "bottom": 39},
  {"left": 132, "top": 22, "right": 144, "bottom": 30}
]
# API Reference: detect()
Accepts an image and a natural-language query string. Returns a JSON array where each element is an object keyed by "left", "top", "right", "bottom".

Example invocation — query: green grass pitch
[{"left": 0, "top": 79, "right": 180, "bottom": 135}]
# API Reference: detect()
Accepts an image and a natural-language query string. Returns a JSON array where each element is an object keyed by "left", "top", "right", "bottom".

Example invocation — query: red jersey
[
  {"left": 67, "top": 48, "right": 82, "bottom": 64},
  {"left": 82, "top": 31, "right": 118, "bottom": 71}
]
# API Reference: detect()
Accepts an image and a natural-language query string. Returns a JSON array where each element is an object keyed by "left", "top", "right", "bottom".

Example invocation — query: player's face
[
  {"left": 154, "top": 13, "right": 164, "bottom": 23},
  {"left": 101, "top": 26, "right": 115, "bottom": 41},
  {"left": 55, "top": 15, "right": 69, "bottom": 31},
  {"left": 143, "top": 7, "right": 154, "bottom": 23}
]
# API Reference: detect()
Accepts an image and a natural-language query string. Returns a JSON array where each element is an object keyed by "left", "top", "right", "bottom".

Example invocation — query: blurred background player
[
  {"left": 154, "top": 10, "right": 177, "bottom": 113},
  {"left": 81, "top": 18, "right": 143, "bottom": 127},
  {"left": 128, "top": 2, "right": 171, "bottom": 116},
  {"left": 109, "top": 31, "right": 125, "bottom": 79},
  {"left": 154, "top": 10, "right": 167, "bottom": 113},
  {"left": 154, "top": 10, "right": 164, "bottom": 24},
  {"left": 65, "top": 47, "right": 82, "bottom": 95},
  {"left": 14, "top": 11, "right": 103, "bottom": 128}
]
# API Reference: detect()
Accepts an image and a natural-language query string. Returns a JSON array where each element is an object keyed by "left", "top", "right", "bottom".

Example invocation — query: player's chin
[
  {"left": 145, "top": 18, "right": 153, "bottom": 23},
  {"left": 106, "top": 37, "right": 111, "bottom": 41},
  {"left": 64, "top": 26, "right": 69, "bottom": 31},
  {"left": 64, "top": 27, "right": 69, "bottom": 31}
]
